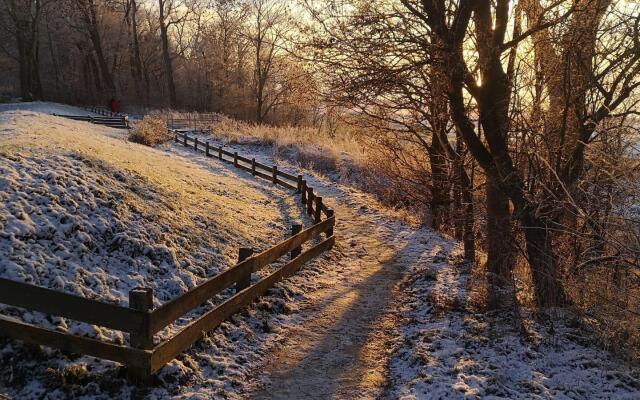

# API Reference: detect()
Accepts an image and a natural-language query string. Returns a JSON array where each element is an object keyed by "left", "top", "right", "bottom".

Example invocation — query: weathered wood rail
[
  {"left": 53, "top": 113, "right": 130, "bottom": 129},
  {"left": 0, "top": 131, "right": 335, "bottom": 383},
  {"left": 167, "top": 114, "right": 216, "bottom": 133},
  {"left": 82, "top": 106, "right": 127, "bottom": 118}
]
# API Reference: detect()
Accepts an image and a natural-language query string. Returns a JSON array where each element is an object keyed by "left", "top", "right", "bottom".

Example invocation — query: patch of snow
[{"left": 385, "top": 246, "right": 640, "bottom": 399}]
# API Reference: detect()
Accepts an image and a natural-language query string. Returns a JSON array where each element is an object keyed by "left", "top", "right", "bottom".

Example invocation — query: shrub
[{"left": 129, "top": 114, "right": 170, "bottom": 146}]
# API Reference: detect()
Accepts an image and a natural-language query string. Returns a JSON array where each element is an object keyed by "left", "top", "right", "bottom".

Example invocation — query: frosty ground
[{"left": 0, "top": 103, "right": 638, "bottom": 399}]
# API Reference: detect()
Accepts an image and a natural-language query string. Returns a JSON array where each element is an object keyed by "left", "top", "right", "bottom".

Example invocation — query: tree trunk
[
  {"left": 428, "top": 142, "right": 450, "bottom": 231},
  {"left": 126, "top": 0, "right": 144, "bottom": 101},
  {"left": 522, "top": 212, "right": 567, "bottom": 308},
  {"left": 86, "top": 0, "right": 115, "bottom": 97},
  {"left": 159, "top": 0, "right": 177, "bottom": 108},
  {"left": 14, "top": 13, "right": 42, "bottom": 101},
  {"left": 458, "top": 146, "right": 475, "bottom": 263},
  {"left": 485, "top": 173, "right": 514, "bottom": 308}
]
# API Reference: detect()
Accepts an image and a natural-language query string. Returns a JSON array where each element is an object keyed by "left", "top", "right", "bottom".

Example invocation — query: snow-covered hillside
[{"left": 0, "top": 105, "right": 316, "bottom": 398}]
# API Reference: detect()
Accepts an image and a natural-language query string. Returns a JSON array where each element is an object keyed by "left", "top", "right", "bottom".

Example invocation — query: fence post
[
  {"left": 234, "top": 152, "right": 238, "bottom": 167},
  {"left": 183, "top": 134, "right": 187, "bottom": 146},
  {"left": 128, "top": 287, "right": 153, "bottom": 383},
  {"left": 218, "top": 146, "right": 223, "bottom": 160},
  {"left": 205, "top": 141, "right": 210, "bottom": 156},
  {"left": 301, "top": 180, "right": 307, "bottom": 204},
  {"left": 296, "top": 175, "right": 303, "bottom": 193},
  {"left": 290, "top": 224, "right": 302, "bottom": 259},
  {"left": 325, "top": 209, "right": 335, "bottom": 237},
  {"left": 252, "top": 158, "right": 256, "bottom": 175},
  {"left": 314, "top": 197, "right": 323, "bottom": 223},
  {"left": 307, "top": 188, "right": 315, "bottom": 215},
  {"left": 272, "top": 166, "right": 278, "bottom": 184},
  {"left": 194, "top": 137, "right": 199, "bottom": 152},
  {"left": 174, "top": 132, "right": 178, "bottom": 143},
  {"left": 129, "top": 288, "right": 154, "bottom": 349},
  {"left": 235, "top": 247, "right": 254, "bottom": 293}
]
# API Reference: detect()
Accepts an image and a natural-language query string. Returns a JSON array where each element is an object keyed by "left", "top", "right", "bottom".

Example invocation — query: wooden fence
[
  {"left": 167, "top": 114, "right": 217, "bottom": 133},
  {"left": 53, "top": 113, "right": 130, "bottom": 129},
  {"left": 0, "top": 132, "right": 335, "bottom": 382},
  {"left": 83, "top": 105, "right": 127, "bottom": 119}
]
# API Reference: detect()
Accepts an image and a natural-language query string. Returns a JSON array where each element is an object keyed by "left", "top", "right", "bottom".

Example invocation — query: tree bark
[
  {"left": 485, "top": 173, "right": 515, "bottom": 307},
  {"left": 521, "top": 210, "right": 567, "bottom": 307},
  {"left": 8, "top": 0, "right": 44, "bottom": 101},
  {"left": 125, "top": 0, "right": 144, "bottom": 101},
  {"left": 428, "top": 141, "right": 450, "bottom": 231},
  {"left": 159, "top": 0, "right": 177, "bottom": 108}
]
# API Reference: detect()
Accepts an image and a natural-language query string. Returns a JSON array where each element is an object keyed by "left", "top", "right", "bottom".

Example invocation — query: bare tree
[
  {"left": 249, "top": 0, "right": 290, "bottom": 123},
  {"left": 400, "top": 0, "right": 640, "bottom": 307},
  {"left": 0, "top": 0, "right": 49, "bottom": 100}
]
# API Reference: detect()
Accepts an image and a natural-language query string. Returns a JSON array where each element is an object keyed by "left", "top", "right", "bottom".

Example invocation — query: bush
[{"left": 129, "top": 114, "right": 170, "bottom": 146}]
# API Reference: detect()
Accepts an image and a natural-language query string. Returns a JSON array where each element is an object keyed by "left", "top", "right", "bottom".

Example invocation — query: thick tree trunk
[
  {"left": 159, "top": 1, "right": 177, "bottom": 108},
  {"left": 485, "top": 173, "right": 514, "bottom": 308},
  {"left": 15, "top": 19, "right": 42, "bottom": 101},
  {"left": 521, "top": 212, "right": 567, "bottom": 308},
  {"left": 86, "top": 1, "right": 115, "bottom": 97},
  {"left": 459, "top": 154, "right": 475, "bottom": 263},
  {"left": 429, "top": 145, "right": 450, "bottom": 231},
  {"left": 126, "top": 0, "right": 144, "bottom": 101}
]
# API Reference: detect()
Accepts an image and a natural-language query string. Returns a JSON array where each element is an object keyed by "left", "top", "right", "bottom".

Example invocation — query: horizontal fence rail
[
  {"left": 0, "top": 278, "right": 145, "bottom": 331},
  {"left": 53, "top": 113, "right": 130, "bottom": 129},
  {"left": 0, "top": 129, "right": 336, "bottom": 384},
  {"left": 82, "top": 106, "right": 127, "bottom": 118}
]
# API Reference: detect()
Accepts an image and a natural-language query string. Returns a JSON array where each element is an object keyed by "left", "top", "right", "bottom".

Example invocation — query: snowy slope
[
  {"left": 0, "top": 101, "right": 102, "bottom": 116},
  {"left": 0, "top": 106, "right": 319, "bottom": 399},
  {"left": 386, "top": 255, "right": 640, "bottom": 399}
]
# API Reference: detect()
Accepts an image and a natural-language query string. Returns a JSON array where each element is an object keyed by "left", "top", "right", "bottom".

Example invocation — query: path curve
[{"left": 249, "top": 184, "right": 416, "bottom": 399}]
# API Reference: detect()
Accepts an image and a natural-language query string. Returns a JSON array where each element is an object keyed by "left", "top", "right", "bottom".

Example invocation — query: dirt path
[
  {"left": 248, "top": 186, "right": 413, "bottom": 399},
  {"left": 162, "top": 133, "right": 448, "bottom": 399}
]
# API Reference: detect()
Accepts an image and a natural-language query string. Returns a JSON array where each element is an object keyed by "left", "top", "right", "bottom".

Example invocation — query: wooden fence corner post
[
  {"left": 314, "top": 197, "right": 323, "bottom": 223},
  {"left": 234, "top": 152, "right": 238, "bottom": 167},
  {"left": 290, "top": 224, "right": 302, "bottom": 259},
  {"left": 128, "top": 287, "right": 154, "bottom": 384},
  {"left": 194, "top": 137, "right": 199, "bottom": 151},
  {"left": 296, "top": 175, "right": 303, "bottom": 193},
  {"left": 183, "top": 134, "right": 187, "bottom": 146},
  {"left": 326, "top": 208, "right": 335, "bottom": 237},
  {"left": 205, "top": 141, "right": 210, "bottom": 156},
  {"left": 252, "top": 158, "right": 256, "bottom": 175},
  {"left": 174, "top": 132, "right": 179, "bottom": 143},
  {"left": 272, "top": 166, "right": 278, "bottom": 184},
  {"left": 129, "top": 288, "right": 154, "bottom": 349},
  {"left": 218, "top": 145, "right": 223, "bottom": 160},
  {"left": 301, "top": 180, "right": 307, "bottom": 204},
  {"left": 307, "top": 188, "right": 315, "bottom": 215},
  {"left": 235, "top": 247, "right": 254, "bottom": 293}
]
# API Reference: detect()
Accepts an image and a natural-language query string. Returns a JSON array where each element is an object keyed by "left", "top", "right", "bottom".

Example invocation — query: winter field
[{"left": 0, "top": 103, "right": 638, "bottom": 399}]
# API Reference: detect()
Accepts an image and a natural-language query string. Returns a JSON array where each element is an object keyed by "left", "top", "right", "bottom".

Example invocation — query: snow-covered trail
[
  {"left": 163, "top": 134, "right": 452, "bottom": 399},
  {"left": 167, "top": 133, "right": 640, "bottom": 400},
  {"left": 250, "top": 193, "right": 405, "bottom": 399}
]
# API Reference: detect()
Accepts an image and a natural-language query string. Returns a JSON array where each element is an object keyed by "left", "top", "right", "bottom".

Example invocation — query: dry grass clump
[
  {"left": 129, "top": 113, "right": 170, "bottom": 146},
  {"left": 212, "top": 116, "right": 366, "bottom": 175}
]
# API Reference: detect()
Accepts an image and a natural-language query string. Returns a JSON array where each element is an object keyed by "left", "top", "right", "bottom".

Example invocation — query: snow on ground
[
  {"left": 387, "top": 253, "right": 640, "bottom": 399},
  {"left": 172, "top": 131, "right": 640, "bottom": 399},
  {"left": 0, "top": 105, "right": 317, "bottom": 399},
  {"left": 0, "top": 102, "right": 102, "bottom": 117},
  {"left": 0, "top": 103, "right": 638, "bottom": 399}
]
